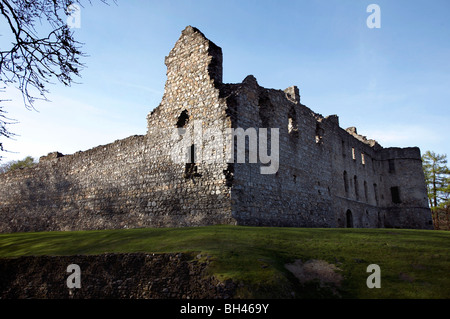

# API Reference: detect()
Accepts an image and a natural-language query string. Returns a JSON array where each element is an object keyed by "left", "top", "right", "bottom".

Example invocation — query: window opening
[{"left": 391, "top": 186, "right": 401, "bottom": 204}]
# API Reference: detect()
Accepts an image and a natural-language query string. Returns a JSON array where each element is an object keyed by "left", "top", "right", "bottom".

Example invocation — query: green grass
[{"left": 0, "top": 225, "right": 449, "bottom": 298}]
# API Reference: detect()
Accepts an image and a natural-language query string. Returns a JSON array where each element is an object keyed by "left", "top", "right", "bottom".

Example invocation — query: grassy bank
[{"left": 0, "top": 225, "right": 448, "bottom": 298}]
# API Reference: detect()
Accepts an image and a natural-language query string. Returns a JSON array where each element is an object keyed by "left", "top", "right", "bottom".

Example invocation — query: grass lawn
[{"left": 0, "top": 225, "right": 448, "bottom": 298}]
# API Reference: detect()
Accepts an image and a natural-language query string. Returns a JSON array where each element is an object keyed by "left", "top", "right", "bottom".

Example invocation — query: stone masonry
[{"left": 0, "top": 26, "right": 433, "bottom": 232}]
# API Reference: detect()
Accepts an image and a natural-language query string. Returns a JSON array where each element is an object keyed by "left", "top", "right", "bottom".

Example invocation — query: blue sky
[{"left": 1, "top": 0, "right": 449, "bottom": 163}]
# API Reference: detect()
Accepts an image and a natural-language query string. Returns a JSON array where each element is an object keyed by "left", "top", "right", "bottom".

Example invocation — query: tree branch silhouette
[{"left": 0, "top": 0, "right": 111, "bottom": 158}]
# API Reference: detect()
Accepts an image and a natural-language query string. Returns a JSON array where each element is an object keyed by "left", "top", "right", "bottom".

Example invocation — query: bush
[{"left": 0, "top": 156, "right": 36, "bottom": 173}]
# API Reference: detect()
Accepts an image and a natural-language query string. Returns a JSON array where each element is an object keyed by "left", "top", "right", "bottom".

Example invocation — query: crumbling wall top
[
  {"left": 39, "top": 151, "right": 64, "bottom": 162},
  {"left": 345, "top": 126, "right": 381, "bottom": 149},
  {"left": 164, "top": 25, "right": 223, "bottom": 85},
  {"left": 284, "top": 86, "right": 300, "bottom": 104}
]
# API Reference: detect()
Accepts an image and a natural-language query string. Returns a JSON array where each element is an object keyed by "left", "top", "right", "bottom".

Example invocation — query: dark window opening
[
  {"left": 354, "top": 175, "right": 359, "bottom": 200},
  {"left": 388, "top": 159, "right": 396, "bottom": 173},
  {"left": 391, "top": 186, "right": 401, "bottom": 204},
  {"left": 184, "top": 144, "right": 201, "bottom": 179},
  {"left": 346, "top": 209, "right": 353, "bottom": 228},
  {"left": 223, "top": 163, "right": 234, "bottom": 187},
  {"left": 343, "top": 171, "right": 349, "bottom": 194},
  {"left": 176, "top": 110, "right": 189, "bottom": 128},
  {"left": 259, "top": 94, "right": 273, "bottom": 128},
  {"left": 184, "top": 163, "right": 197, "bottom": 179},
  {"left": 364, "top": 181, "right": 368, "bottom": 202},
  {"left": 373, "top": 183, "right": 379, "bottom": 205}
]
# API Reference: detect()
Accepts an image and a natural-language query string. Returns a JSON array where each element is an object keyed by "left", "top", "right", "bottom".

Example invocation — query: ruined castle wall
[
  {"left": 145, "top": 26, "right": 235, "bottom": 227},
  {"left": 0, "top": 26, "right": 433, "bottom": 232},
  {"left": 224, "top": 72, "right": 432, "bottom": 229},
  {"left": 0, "top": 27, "right": 235, "bottom": 233},
  {"left": 0, "top": 135, "right": 150, "bottom": 232},
  {"left": 326, "top": 122, "right": 432, "bottom": 229},
  {"left": 377, "top": 148, "right": 433, "bottom": 229},
  {"left": 225, "top": 77, "right": 336, "bottom": 227},
  {"left": 327, "top": 124, "right": 386, "bottom": 228}
]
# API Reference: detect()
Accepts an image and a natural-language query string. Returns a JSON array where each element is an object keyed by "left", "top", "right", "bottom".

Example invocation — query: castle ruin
[{"left": 0, "top": 26, "right": 433, "bottom": 232}]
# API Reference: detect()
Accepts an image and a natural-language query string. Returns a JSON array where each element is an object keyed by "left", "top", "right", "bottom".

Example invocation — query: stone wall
[
  {"left": 0, "top": 26, "right": 235, "bottom": 233},
  {"left": 222, "top": 76, "right": 336, "bottom": 227},
  {"left": 0, "top": 26, "right": 433, "bottom": 232},
  {"left": 0, "top": 253, "right": 236, "bottom": 299},
  {"left": 220, "top": 73, "right": 432, "bottom": 229}
]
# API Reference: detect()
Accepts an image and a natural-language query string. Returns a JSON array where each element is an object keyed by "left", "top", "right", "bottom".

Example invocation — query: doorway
[{"left": 346, "top": 209, "right": 353, "bottom": 228}]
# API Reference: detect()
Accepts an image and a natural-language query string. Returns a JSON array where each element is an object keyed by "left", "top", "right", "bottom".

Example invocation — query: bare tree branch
[{"left": 0, "top": 0, "right": 113, "bottom": 159}]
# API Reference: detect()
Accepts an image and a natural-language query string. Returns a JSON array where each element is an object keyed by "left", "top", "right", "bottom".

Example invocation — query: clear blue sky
[{"left": 1, "top": 0, "right": 449, "bottom": 163}]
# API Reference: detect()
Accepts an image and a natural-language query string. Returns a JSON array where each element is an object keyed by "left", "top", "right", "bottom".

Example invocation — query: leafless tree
[{"left": 0, "top": 0, "right": 111, "bottom": 158}]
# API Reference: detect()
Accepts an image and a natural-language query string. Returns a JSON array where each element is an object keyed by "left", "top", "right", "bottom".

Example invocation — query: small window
[
  {"left": 388, "top": 159, "right": 395, "bottom": 173},
  {"left": 184, "top": 144, "right": 199, "bottom": 179},
  {"left": 176, "top": 110, "right": 189, "bottom": 128},
  {"left": 354, "top": 175, "right": 359, "bottom": 200},
  {"left": 373, "top": 183, "right": 379, "bottom": 205},
  {"left": 364, "top": 181, "right": 368, "bottom": 202},
  {"left": 343, "top": 171, "right": 349, "bottom": 194},
  {"left": 361, "top": 153, "right": 366, "bottom": 165},
  {"left": 352, "top": 147, "right": 356, "bottom": 160},
  {"left": 391, "top": 186, "right": 401, "bottom": 204},
  {"left": 223, "top": 163, "right": 234, "bottom": 187}
]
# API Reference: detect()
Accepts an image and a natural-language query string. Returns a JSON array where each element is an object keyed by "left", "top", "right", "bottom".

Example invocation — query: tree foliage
[
  {"left": 422, "top": 151, "right": 449, "bottom": 209},
  {"left": 0, "top": 154, "right": 35, "bottom": 173},
  {"left": 422, "top": 150, "right": 450, "bottom": 230}
]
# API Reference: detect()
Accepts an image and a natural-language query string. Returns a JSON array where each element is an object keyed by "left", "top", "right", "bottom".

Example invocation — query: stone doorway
[{"left": 346, "top": 209, "right": 353, "bottom": 228}]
